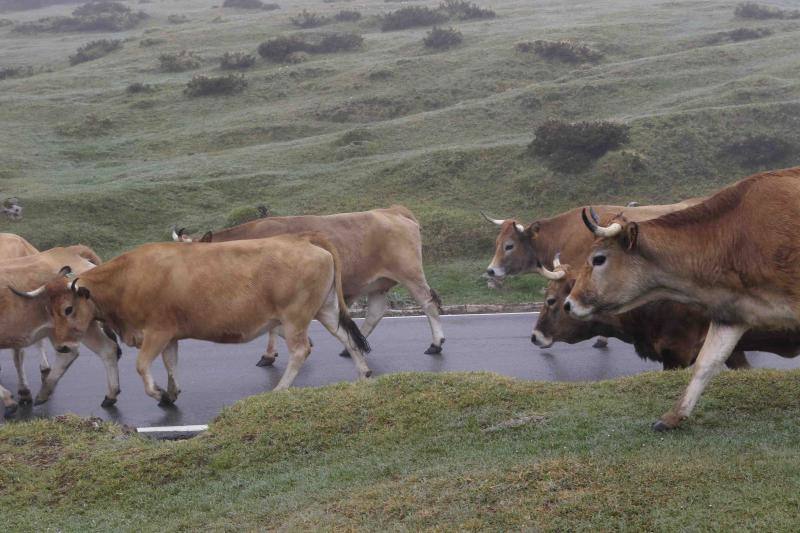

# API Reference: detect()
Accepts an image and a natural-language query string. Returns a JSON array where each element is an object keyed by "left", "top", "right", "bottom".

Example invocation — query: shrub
[
  {"left": 222, "top": 0, "right": 279, "bottom": 9},
  {"left": 529, "top": 40, "right": 602, "bottom": 63},
  {"left": 140, "top": 37, "right": 165, "bottom": 46},
  {"left": 381, "top": 5, "right": 447, "bottom": 31},
  {"left": 126, "top": 82, "right": 154, "bottom": 94},
  {"left": 334, "top": 9, "right": 361, "bottom": 22},
  {"left": 528, "top": 119, "right": 630, "bottom": 172},
  {"left": 423, "top": 26, "right": 462, "bottom": 49},
  {"left": 258, "top": 33, "right": 362, "bottom": 61},
  {"left": 167, "top": 14, "right": 189, "bottom": 24},
  {"left": 291, "top": 9, "right": 329, "bottom": 28},
  {"left": 257, "top": 35, "right": 309, "bottom": 61},
  {"left": 14, "top": 1, "right": 148, "bottom": 33},
  {"left": 0, "top": 65, "right": 34, "bottom": 80},
  {"left": 69, "top": 39, "right": 122, "bottom": 65},
  {"left": 734, "top": 2, "right": 800, "bottom": 19},
  {"left": 158, "top": 51, "right": 200, "bottom": 72},
  {"left": 439, "top": 0, "right": 494, "bottom": 20},
  {"left": 313, "top": 32, "right": 363, "bottom": 53},
  {"left": 704, "top": 27, "right": 772, "bottom": 44},
  {"left": 184, "top": 73, "right": 247, "bottom": 97},
  {"left": 722, "top": 135, "right": 793, "bottom": 167},
  {"left": 220, "top": 51, "right": 256, "bottom": 69}
]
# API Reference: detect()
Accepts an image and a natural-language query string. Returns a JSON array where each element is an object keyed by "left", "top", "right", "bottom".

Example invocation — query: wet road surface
[{"left": 3, "top": 312, "right": 800, "bottom": 427}]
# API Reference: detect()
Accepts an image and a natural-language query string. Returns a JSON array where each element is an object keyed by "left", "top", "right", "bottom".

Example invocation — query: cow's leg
[
  {"left": 400, "top": 276, "right": 445, "bottom": 355},
  {"left": 273, "top": 324, "right": 311, "bottom": 391},
  {"left": 12, "top": 348, "right": 32, "bottom": 406},
  {"left": 339, "top": 291, "right": 388, "bottom": 358},
  {"left": 1, "top": 384, "right": 17, "bottom": 418},
  {"left": 37, "top": 341, "right": 51, "bottom": 382},
  {"left": 725, "top": 350, "right": 750, "bottom": 370},
  {"left": 135, "top": 333, "right": 173, "bottom": 405},
  {"left": 256, "top": 327, "right": 280, "bottom": 367},
  {"left": 654, "top": 323, "right": 747, "bottom": 431},
  {"left": 35, "top": 349, "right": 79, "bottom": 405},
  {"left": 161, "top": 340, "right": 181, "bottom": 403},
  {"left": 317, "top": 293, "right": 372, "bottom": 380},
  {"left": 80, "top": 321, "right": 122, "bottom": 408}
]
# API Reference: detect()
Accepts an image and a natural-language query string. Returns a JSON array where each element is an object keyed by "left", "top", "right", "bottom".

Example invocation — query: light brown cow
[
  {"left": 173, "top": 205, "right": 444, "bottom": 364},
  {"left": 1, "top": 246, "right": 121, "bottom": 417},
  {"left": 565, "top": 167, "right": 800, "bottom": 430},
  {"left": 13, "top": 234, "right": 371, "bottom": 406}
]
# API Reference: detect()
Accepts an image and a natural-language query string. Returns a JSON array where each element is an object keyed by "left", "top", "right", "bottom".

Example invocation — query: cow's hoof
[
  {"left": 17, "top": 397, "right": 32, "bottom": 407},
  {"left": 364, "top": 370, "right": 373, "bottom": 378},
  {"left": 256, "top": 354, "right": 277, "bottom": 367},
  {"left": 309, "top": 338, "right": 314, "bottom": 348},
  {"left": 33, "top": 396, "right": 48, "bottom": 406},
  {"left": 339, "top": 349, "right": 351, "bottom": 358},
  {"left": 4, "top": 403, "right": 18, "bottom": 418},
  {"left": 652, "top": 419, "right": 676, "bottom": 432},
  {"left": 101, "top": 396, "right": 117, "bottom": 408},
  {"left": 424, "top": 344, "right": 443, "bottom": 355},
  {"left": 158, "top": 393, "right": 175, "bottom": 407},
  {"left": 592, "top": 339, "right": 608, "bottom": 349}
]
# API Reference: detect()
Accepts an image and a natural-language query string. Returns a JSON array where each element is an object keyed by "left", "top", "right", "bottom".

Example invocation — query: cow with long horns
[{"left": 565, "top": 167, "right": 800, "bottom": 430}]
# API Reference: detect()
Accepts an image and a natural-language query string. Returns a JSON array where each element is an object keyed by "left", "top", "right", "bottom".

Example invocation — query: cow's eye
[
  {"left": 592, "top": 255, "right": 606, "bottom": 267},
  {"left": 64, "top": 306, "right": 73, "bottom": 316},
  {"left": 546, "top": 297, "right": 556, "bottom": 306},
  {"left": 504, "top": 243, "right": 514, "bottom": 251}
]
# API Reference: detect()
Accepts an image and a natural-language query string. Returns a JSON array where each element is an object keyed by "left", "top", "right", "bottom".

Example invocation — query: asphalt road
[{"left": 3, "top": 312, "right": 800, "bottom": 428}]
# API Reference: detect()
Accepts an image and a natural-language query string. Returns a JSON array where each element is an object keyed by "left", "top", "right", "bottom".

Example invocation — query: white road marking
[
  {"left": 380, "top": 311, "right": 539, "bottom": 319},
  {"left": 137, "top": 425, "right": 208, "bottom": 433}
]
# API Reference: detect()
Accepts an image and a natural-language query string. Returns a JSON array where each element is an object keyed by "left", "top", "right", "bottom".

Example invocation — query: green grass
[
  {"left": 3, "top": 370, "right": 800, "bottom": 530},
  {"left": 2, "top": 0, "right": 800, "bottom": 304}
]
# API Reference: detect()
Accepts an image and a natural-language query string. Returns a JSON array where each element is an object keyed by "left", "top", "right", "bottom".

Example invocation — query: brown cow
[
  {"left": 173, "top": 205, "right": 444, "bottom": 364},
  {"left": 532, "top": 259, "right": 751, "bottom": 369},
  {"left": 1, "top": 246, "right": 121, "bottom": 417},
  {"left": 13, "top": 234, "right": 371, "bottom": 406},
  {"left": 565, "top": 167, "right": 800, "bottom": 430}
]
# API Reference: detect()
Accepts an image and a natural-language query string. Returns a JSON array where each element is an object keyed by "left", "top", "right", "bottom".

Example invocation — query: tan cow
[
  {"left": 13, "top": 234, "right": 371, "bottom": 406},
  {"left": 173, "top": 205, "right": 444, "bottom": 364},
  {"left": 565, "top": 167, "right": 800, "bottom": 430},
  {"left": 1, "top": 246, "right": 121, "bottom": 417}
]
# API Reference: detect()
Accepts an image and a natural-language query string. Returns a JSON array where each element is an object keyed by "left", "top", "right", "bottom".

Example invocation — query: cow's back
[{"left": 0, "top": 233, "right": 38, "bottom": 260}]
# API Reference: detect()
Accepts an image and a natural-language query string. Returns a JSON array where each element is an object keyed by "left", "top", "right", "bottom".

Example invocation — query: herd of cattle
[{"left": 2, "top": 166, "right": 800, "bottom": 431}]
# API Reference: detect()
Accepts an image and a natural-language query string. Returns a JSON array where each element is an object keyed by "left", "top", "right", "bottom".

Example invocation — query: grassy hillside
[
  {"left": 3, "top": 371, "right": 800, "bottom": 530},
  {"left": 2, "top": 0, "right": 800, "bottom": 303}
]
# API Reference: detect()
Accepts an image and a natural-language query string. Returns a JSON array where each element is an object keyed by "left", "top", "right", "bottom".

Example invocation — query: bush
[
  {"left": 15, "top": 1, "right": 149, "bottom": 32},
  {"left": 184, "top": 74, "right": 247, "bottom": 97},
  {"left": 528, "top": 40, "right": 602, "bottom": 63},
  {"left": 158, "top": 51, "right": 201, "bottom": 72},
  {"left": 167, "top": 14, "right": 189, "bottom": 24},
  {"left": 334, "top": 9, "right": 361, "bottom": 22},
  {"left": 257, "top": 35, "right": 309, "bottom": 61},
  {"left": 126, "top": 82, "right": 154, "bottom": 94},
  {"left": 220, "top": 51, "right": 256, "bottom": 69},
  {"left": 734, "top": 2, "right": 800, "bottom": 19},
  {"left": 439, "top": 0, "right": 494, "bottom": 20},
  {"left": 0, "top": 65, "right": 34, "bottom": 80},
  {"left": 704, "top": 27, "right": 772, "bottom": 44},
  {"left": 313, "top": 32, "right": 363, "bottom": 53},
  {"left": 69, "top": 39, "right": 122, "bottom": 65},
  {"left": 381, "top": 6, "right": 447, "bottom": 31},
  {"left": 423, "top": 26, "right": 462, "bottom": 49},
  {"left": 258, "top": 33, "right": 362, "bottom": 61},
  {"left": 222, "top": 0, "right": 279, "bottom": 9},
  {"left": 140, "top": 37, "right": 165, "bottom": 47},
  {"left": 722, "top": 135, "right": 793, "bottom": 167},
  {"left": 291, "top": 9, "right": 329, "bottom": 28},
  {"left": 528, "top": 119, "right": 630, "bottom": 172}
]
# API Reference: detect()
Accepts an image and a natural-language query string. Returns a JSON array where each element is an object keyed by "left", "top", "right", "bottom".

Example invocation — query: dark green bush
[
  {"left": 222, "top": 0, "right": 279, "bottom": 9},
  {"left": 158, "top": 51, "right": 201, "bottom": 72},
  {"left": 313, "top": 32, "right": 363, "bottom": 53},
  {"left": 126, "top": 82, "right": 154, "bottom": 94},
  {"left": 334, "top": 9, "right": 361, "bottom": 21},
  {"left": 291, "top": 9, "right": 329, "bottom": 28},
  {"left": 220, "top": 51, "right": 256, "bottom": 69},
  {"left": 722, "top": 135, "right": 793, "bottom": 167},
  {"left": 423, "top": 26, "right": 462, "bottom": 49},
  {"left": 734, "top": 2, "right": 800, "bottom": 19},
  {"left": 258, "top": 33, "right": 362, "bottom": 61},
  {"left": 14, "top": 2, "right": 148, "bottom": 32},
  {"left": 528, "top": 40, "right": 602, "bottom": 63},
  {"left": 184, "top": 74, "right": 247, "bottom": 97},
  {"left": 257, "top": 35, "right": 309, "bottom": 61},
  {"left": 0, "top": 65, "right": 34, "bottom": 80},
  {"left": 704, "top": 27, "right": 772, "bottom": 44},
  {"left": 69, "top": 39, "right": 122, "bottom": 65},
  {"left": 381, "top": 6, "right": 447, "bottom": 31},
  {"left": 439, "top": 0, "right": 494, "bottom": 20},
  {"left": 529, "top": 119, "right": 630, "bottom": 172}
]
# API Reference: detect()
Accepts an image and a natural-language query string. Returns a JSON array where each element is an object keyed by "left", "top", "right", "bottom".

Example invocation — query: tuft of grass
[
  {"left": 523, "top": 39, "right": 603, "bottom": 63},
  {"left": 222, "top": 0, "right": 279, "bottom": 9},
  {"left": 529, "top": 119, "right": 630, "bottom": 173},
  {"left": 219, "top": 51, "right": 256, "bottom": 70},
  {"left": 184, "top": 74, "right": 247, "bottom": 97},
  {"left": 439, "top": 0, "right": 495, "bottom": 20},
  {"left": 423, "top": 26, "right": 463, "bottom": 49},
  {"left": 5, "top": 371, "right": 800, "bottom": 530},
  {"left": 158, "top": 50, "right": 200, "bottom": 72},
  {"left": 68, "top": 39, "right": 122, "bottom": 65},
  {"left": 290, "top": 9, "right": 329, "bottom": 28},
  {"left": 381, "top": 5, "right": 447, "bottom": 31},
  {"left": 721, "top": 135, "right": 793, "bottom": 168},
  {"left": 126, "top": 82, "right": 155, "bottom": 94},
  {"left": 334, "top": 9, "right": 361, "bottom": 22}
]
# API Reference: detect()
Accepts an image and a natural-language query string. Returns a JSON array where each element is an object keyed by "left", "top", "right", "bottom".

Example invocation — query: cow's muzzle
[{"left": 56, "top": 345, "right": 72, "bottom": 354}]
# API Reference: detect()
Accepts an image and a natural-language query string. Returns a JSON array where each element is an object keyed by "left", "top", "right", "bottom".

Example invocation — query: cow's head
[
  {"left": 532, "top": 257, "right": 599, "bottom": 348},
  {"left": 9, "top": 267, "right": 96, "bottom": 353},
  {"left": 564, "top": 207, "right": 650, "bottom": 319},
  {"left": 171, "top": 226, "right": 213, "bottom": 243},
  {"left": 482, "top": 212, "right": 546, "bottom": 281}
]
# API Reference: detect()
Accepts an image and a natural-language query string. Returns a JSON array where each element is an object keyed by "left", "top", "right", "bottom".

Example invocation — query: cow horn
[
  {"left": 171, "top": 226, "right": 192, "bottom": 243},
  {"left": 480, "top": 211, "right": 505, "bottom": 226},
  {"left": 538, "top": 263, "right": 566, "bottom": 280},
  {"left": 582, "top": 208, "right": 622, "bottom": 238},
  {"left": 9, "top": 284, "right": 46, "bottom": 299},
  {"left": 514, "top": 222, "right": 525, "bottom": 233},
  {"left": 553, "top": 252, "right": 562, "bottom": 270}
]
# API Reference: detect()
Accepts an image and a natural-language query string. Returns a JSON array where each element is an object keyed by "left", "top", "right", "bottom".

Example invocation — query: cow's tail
[
  {"left": 306, "top": 233, "right": 371, "bottom": 354},
  {"left": 75, "top": 245, "right": 102, "bottom": 266}
]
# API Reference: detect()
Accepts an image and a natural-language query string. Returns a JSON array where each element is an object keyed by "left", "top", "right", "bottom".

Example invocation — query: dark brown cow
[
  {"left": 565, "top": 167, "right": 800, "bottom": 430},
  {"left": 173, "top": 205, "right": 444, "bottom": 363},
  {"left": 532, "top": 260, "right": 751, "bottom": 369},
  {"left": 13, "top": 234, "right": 371, "bottom": 406}
]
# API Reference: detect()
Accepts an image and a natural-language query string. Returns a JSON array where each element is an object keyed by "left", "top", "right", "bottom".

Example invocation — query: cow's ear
[
  {"left": 526, "top": 221, "right": 540, "bottom": 237},
  {"left": 625, "top": 222, "right": 639, "bottom": 251},
  {"left": 76, "top": 287, "right": 91, "bottom": 299},
  {"left": 200, "top": 231, "right": 213, "bottom": 243}
]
